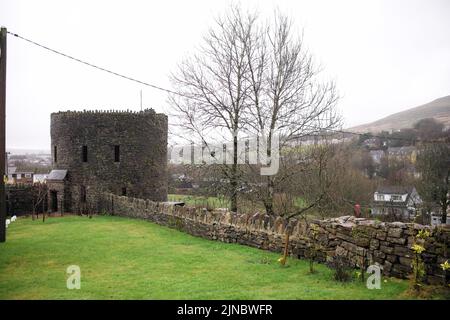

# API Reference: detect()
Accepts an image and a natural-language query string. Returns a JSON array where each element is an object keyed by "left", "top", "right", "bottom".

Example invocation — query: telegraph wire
[{"left": 6, "top": 30, "right": 203, "bottom": 103}]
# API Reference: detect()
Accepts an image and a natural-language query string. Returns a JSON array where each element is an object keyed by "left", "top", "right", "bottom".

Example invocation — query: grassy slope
[
  {"left": 350, "top": 95, "right": 450, "bottom": 133},
  {"left": 168, "top": 194, "right": 308, "bottom": 211},
  {"left": 168, "top": 194, "right": 230, "bottom": 208},
  {"left": 0, "top": 215, "right": 438, "bottom": 300}
]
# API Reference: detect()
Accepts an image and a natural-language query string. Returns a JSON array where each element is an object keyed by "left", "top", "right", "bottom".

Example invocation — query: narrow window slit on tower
[
  {"left": 114, "top": 145, "right": 120, "bottom": 162},
  {"left": 80, "top": 185, "right": 87, "bottom": 203},
  {"left": 54, "top": 145, "right": 57, "bottom": 163},
  {"left": 121, "top": 187, "right": 127, "bottom": 196},
  {"left": 82, "top": 145, "right": 88, "bottom": 162}
]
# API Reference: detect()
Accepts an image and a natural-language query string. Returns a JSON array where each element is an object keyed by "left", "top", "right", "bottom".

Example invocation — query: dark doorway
[{"left": 50, "top": 190, "right": 58, "bottom": 212}]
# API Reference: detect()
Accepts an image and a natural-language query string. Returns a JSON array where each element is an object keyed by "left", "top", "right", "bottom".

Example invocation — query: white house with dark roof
[
  {"left": 369, "top": 150, "right": 385, "bottom": 165},
  {"left": 387, "top": 146, "right": 417, "bottom": 162},
  {"left": 371, "top": 186, "right": 422, "bottom": 220}
]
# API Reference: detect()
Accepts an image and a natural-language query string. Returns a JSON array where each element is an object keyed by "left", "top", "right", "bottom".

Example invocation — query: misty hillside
[{"left": 349, "top": 95, "right": 450, "bottom": 133}]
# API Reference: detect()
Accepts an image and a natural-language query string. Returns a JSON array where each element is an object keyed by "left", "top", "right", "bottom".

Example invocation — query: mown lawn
[
  {"left": 168, "top": 194, "right": 230, "bottom": 209},
  {"left": 167, "top": 193, "right": 309, "bottom": 213},
  {"left": 0, "top": 215, "right": 443, "bottom": 300}
]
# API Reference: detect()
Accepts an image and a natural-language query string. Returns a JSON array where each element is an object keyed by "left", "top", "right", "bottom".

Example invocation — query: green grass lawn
[
  {"left": 168, "top": 194, "right": 308, "bottom": 214},
  {"left": 168, "top": 194, "right": 230, "bottom": 209},
  {"left": 0, "top": 215, "right": 443, "bottom": 300}
]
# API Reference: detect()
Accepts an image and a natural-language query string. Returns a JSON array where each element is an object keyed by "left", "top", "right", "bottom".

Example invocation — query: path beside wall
[{"left": 99, "top": 193, "right": 449, "bottom": 284}]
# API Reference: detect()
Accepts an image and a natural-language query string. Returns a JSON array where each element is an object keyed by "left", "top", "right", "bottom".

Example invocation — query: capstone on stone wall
[
  {"left": 98, "top": 193, "right": 450, "bottom": 284},
  {"left": 50, "top": 109, "right": 168, "bottom": 212}
]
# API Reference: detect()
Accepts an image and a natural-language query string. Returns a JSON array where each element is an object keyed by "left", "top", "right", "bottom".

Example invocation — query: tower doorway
[{"left": 50, "top": 190, "right": 58, "bottom": 212}]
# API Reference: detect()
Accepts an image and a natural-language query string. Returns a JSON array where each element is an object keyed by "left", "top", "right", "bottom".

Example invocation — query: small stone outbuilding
[{"left": 46, "top": 169, "right": 69, "bottom": 214}]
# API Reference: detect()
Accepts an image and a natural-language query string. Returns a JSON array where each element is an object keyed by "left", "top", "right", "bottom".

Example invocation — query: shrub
[
  {"left": 327, "top": 255, "right": 353, "bottom": 282},
  {"left": 410, "top": 228, "right": 430, "bottom": 291}
]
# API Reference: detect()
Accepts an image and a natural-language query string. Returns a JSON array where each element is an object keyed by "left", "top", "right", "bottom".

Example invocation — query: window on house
[
  {"left": 121, "top": 187, "right": 127, "bottom": 196},
  {"left": 114, "top": 145, "right": 120, "bottom": 162},
  {"left": 25, "top": 173, "right": 31, "bottom": 178},
  {"left": 391, "top": 195, "right": 402, "bottom": 201},
  {"left": 80, "top": 185, "right": 87, "bottom": 203},
  {"left": 82, "top": 145, "right": 88, "bottom": 162},
  {"left": 376, "top": 194, "right": 385, "bottom": 201},
  {"left": 54, "top": 145, "right": 57, "bottom": 163}
]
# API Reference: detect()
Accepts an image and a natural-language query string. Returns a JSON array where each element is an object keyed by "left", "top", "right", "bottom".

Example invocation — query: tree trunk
[
  {"left": 442, "top": 200, "right": 448, "bottom": 224},
  {"left": 230, "top": 134, "right": 238, "bottom": 212},
  {"left": 263, "top": 176, "right": 275, "bottom": 215},
  {"left": 32, "top": 200, "right": 35, "bottom": 221},
  {"left": 263, "top": 131, "right": 275, "bottom": 215},
  {"left": 281, "top": 232, "right": 290, "bottom": 266}
]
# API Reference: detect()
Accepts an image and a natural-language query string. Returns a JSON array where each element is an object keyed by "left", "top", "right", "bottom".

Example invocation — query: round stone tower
[{"left": 49, "top": 109, "right": 168, "bottom": 213}]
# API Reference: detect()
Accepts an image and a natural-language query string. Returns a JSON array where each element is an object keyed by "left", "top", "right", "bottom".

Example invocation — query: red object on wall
[{"left": 354, "top": 204, "right": 361, "bottom": 218}]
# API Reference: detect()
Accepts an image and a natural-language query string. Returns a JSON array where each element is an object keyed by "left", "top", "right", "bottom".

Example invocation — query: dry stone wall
[
  {"left": 100, "top": 193, "right": 450, "bottom": 284},
  {"left": 6, "top": 184, "right": 48, "bottom": 216}
]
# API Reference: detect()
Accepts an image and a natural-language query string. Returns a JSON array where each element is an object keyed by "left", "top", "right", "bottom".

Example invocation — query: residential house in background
[
  {"left": 431, "top": 212, "right": 450, "bottom": 226},
  {"left": 371, "top": 186, "right": 422, "bottom": 220},
  {"left": 362, "top": 137, "right": 382, "bottom": 149},
  {"left": 387, "top": 146, "right": 417, "bottom": 163},
  {"left": 369, "top": 149, "right": 385, "bottom": 165},
  {"left": 387, "top": 146, "right": 419, "bottom": 178},
  {"left": 6, "top": 166, "right": 16, "bottom": 183},
  {"left": 33, "top": 173, "right": 49, "bottom": 183},
  {"left": 8, "top": 171, "right": 34, "bottom": 184}
]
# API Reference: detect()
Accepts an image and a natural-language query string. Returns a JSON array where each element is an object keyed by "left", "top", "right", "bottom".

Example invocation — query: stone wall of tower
[{"left": 50, "top": 109, "right": 168, "bottom": 212}]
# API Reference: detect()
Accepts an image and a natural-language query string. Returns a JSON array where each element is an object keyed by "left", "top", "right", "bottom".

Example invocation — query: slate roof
[
  {"left": 47, "top": 169, "right": 68, "bottom": 181},
  {"left": 375, "top": 185, "right": 414, "bottom": 195}
]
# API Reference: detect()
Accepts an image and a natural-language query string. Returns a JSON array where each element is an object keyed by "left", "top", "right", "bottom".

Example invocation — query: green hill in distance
[{"left": 349, "top": 95, "right": 450, "bottom": 133}]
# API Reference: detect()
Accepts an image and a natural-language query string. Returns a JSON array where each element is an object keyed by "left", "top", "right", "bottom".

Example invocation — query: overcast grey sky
[{"left": 1, "top": 0, "right": 450, "bottom": 150}]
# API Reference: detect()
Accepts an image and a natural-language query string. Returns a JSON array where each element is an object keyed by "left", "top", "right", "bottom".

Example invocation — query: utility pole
[{"left": 0, "top": 27, "right": 7, "bottom": 243}]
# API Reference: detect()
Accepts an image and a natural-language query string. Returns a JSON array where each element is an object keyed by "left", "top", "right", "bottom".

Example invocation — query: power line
[
  {"left": 6, "top": 30, "right": 203, "bottom": 103},
  {"left": 6, "top": 30, "right": 450, "bottom": 145}
]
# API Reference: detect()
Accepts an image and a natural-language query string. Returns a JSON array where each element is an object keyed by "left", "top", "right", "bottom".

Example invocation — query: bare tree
[
  {"left": 417, "top": 142, "right": 450, "bottom": 224},
  {"left": 170, "top": 6, "right": 339, "bottom": 216},
  {"left": 31, "top": 182, "right": 47, "bottom": 221},
  {"left": 244, "top": 12, "right": 340, "bottom": 215},
  {"left": 170, "top": 6, "right": 258, "bottom": 212},
  {"left": 273, "top": 143, "right": 339, "bottom": 265}
]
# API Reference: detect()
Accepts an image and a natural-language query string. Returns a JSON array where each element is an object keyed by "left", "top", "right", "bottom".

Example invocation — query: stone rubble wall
[
  {"left": 99, "top": 193, "right": 450, "bottom": 284},
  {"left": 6, "top": 184, "right": 48, "bottom": 216}
]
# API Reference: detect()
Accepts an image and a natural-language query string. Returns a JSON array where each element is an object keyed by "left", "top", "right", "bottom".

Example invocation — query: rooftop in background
[{"left": 375, "top": 186, "right": 415, "bottom": 195}]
